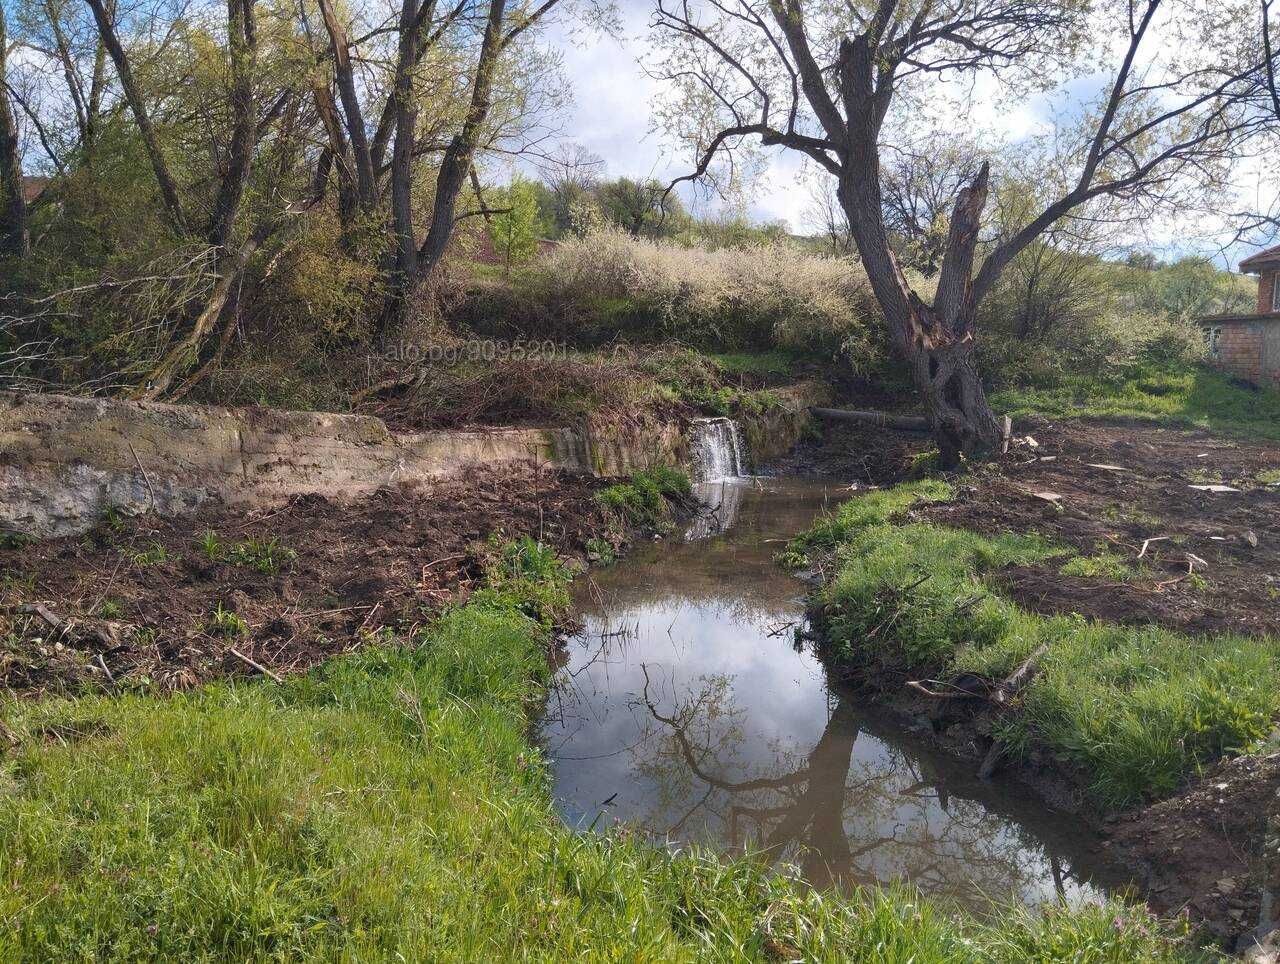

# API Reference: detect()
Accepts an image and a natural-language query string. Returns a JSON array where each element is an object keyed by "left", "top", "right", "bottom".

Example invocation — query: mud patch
[
  {"left": 769, "top": 422, "right": 928, "bottom": 484},
  {"left": 0, "top": 463, "right": 626, "bottom": 695},
  {"left": 920, "top": 418, "right": 1280, "bottom": 639},
  {"left": 1105, "top": 751, "right": 1280, "bottom": 945}
]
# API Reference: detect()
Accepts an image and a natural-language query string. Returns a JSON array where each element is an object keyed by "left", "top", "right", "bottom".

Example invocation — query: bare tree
[
  {"left": 804, "top": 175, "right": 852, "bottom": 255},
  {"left": 881, "top": 138, "right": 983, "bottom": 276},
  {"left": 541, "top": 141, "right": 605, "bottom": 233},
  {"left": 0, "top": 1, "right": 29, "bottom": 257},
  {"left": 653, "top": 0, "right": 1278, "bottom": 464}
]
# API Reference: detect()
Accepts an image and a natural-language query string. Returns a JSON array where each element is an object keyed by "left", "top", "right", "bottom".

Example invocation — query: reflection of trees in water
[
  {"left": 630, "top": 668, "right": 1092, "bottom": 908},
  {"left": 579, "top": 565, "right": 802, "bottom": 632},
  {"left": 577, "top": 484, "right": 833, "bottom": 625}
]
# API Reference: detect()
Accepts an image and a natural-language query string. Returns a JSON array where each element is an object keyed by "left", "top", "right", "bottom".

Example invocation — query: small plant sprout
[
  {"left": 207, "top": 604, "right": 248, "bottom": 637},
  {"left": 226, "top": 538, "right": 297, "bottom": 575},
  {"left": 129, "top": 542, "right": 169, "bottom": 567},
  {"left": 196, "top": 530, "right": 224, "bottom": 560}
]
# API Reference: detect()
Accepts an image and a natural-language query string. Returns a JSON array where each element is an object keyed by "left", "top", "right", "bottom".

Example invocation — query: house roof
[
  {"left": 20, "top": 176, "right": 49, "bottom": 205},
  {"left": 1239, "top": 243, "right": 1280, "bottom": 272}
]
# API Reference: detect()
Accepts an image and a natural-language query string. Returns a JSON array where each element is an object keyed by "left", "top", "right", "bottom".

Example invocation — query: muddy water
[{"left": 540, "top": 477, "right": 1129, "bottom": 912}]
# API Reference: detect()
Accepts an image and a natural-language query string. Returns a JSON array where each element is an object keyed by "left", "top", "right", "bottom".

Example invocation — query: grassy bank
[
  {"left": 788, "top": 481, "right": 1280, "bottom": 809},
  {"left": 0, "top": 542, "right": 1195, "bottom": 959},
  {"left": 992, "top": 362, "right": 1280, "bottom": 442}
]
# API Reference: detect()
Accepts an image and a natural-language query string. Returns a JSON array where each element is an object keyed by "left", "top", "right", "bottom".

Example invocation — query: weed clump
[
  {"left": 194, "top": 534, "right": 296, "bottom": 575},
  {"left": 596, "top": 467, "right": 692, "bottom": 530},
  {"left": 207, "top": 605, "right": 248, "bottom": 637},
  {"left": 472, "top": 536, "right": 573, "bottom": 627}
]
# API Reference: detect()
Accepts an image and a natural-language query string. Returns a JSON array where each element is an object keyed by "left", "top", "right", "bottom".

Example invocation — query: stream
[{"left": 538, "top": 475, "right": 1131, "bottom": 913}]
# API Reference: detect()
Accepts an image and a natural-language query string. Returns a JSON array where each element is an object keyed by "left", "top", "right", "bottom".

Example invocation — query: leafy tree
[
  {"left": 487, "top": 175, "right": 545, "bottom": 277},
  {"left": 598, "top": 177, "right": 688, "bottom": 237}
]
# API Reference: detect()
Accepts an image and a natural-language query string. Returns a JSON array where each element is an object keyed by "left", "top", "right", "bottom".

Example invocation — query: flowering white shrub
[{"left": 536, "top": 227, "right": 886, "bottom": 365}]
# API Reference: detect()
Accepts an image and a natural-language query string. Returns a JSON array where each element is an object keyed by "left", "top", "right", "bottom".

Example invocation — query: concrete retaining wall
[{"left": 1, "top": 381, "right": 827, "bottom": 538}]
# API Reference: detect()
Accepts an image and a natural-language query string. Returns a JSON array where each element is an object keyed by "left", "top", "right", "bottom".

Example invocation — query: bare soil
[
  {"left": 1105, "top": 750, "right": 1280, "bottom": 946},
  {"left": 921, "top": 418, "right": 1280, "bottom": 640},
  {"left": 0, "top": 464, "right": 625, "bottom": 695},
  {"left": 801, "top": 415, "right": 1280, "bottom": 946}
]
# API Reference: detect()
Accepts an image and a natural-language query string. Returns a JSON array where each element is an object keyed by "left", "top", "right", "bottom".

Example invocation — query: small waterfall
[{"left": 689, "top": 417, "right": 748, "bottom": 483}]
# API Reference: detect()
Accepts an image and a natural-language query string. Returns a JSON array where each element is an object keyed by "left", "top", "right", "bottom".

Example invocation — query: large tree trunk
[
  {"left": 207, "top": 0, "right": 257, "bottom": 248},
  {"left": 840, "top": 155, "right": 1002, "bottom": 467},
  {"left": 898, "top": 308, "right": 1003, "bottom": 466},
  {"left": 389, "top": 0, "right": 421, "bottom": 284},
  {"left": 413, "top": 0, "right": 506, "bottom": 276},
  {"left": 375, "top": 0, "right": 507, "bottom": 341},
  {"left": 86, "top": 0, "right": 187, "bottom": 234},
  {"left": 0, "top": 3, "right": 29, "bottom": 258}
]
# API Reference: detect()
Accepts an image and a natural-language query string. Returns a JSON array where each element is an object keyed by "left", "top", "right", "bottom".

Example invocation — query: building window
[
  {"left": 1273, "top": 273, "right": 1280, "bottom": 312},
  {"left": 1205, "top": 325, "right": 1223, "bottom": 359}
]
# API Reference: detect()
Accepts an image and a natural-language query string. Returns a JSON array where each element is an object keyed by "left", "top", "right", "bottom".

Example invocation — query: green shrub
[{"left": 596, "top": 468, "right": 691, "bottom": 530}]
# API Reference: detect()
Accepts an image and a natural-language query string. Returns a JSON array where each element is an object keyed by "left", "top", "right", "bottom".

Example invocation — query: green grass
[
  {"left": 796, "top": 482, "right": 1280, "bottom": 808},
  {"left": 1059, "top": 551, "right": 1138, "bottom": 581},
  {"left": 0, "top": 541, "right": 1196, "bottom": 960},
  {"left": 190, "top": 532, "right": 297, "bottom": 574},
  {"left": 225, "top": 538, "right": 298, "bottom": 575},
  {"left": 207, "top": 604, "right": 248, "bottom": 638},
  {"left": 993, "top": 362, "right": 1280, "bottom": 441},
  {"left": 595, "top": 466, "right": 692, "bottom": 529},
  {"left": 127, "top": 541, "right": 169, "bottom": 568},
  {"left": 707, "top": 350, "right": 801, "bottom": 379}
]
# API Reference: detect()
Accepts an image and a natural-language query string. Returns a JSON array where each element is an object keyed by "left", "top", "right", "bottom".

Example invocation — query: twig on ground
[
  {"left": 227, "top": 647, "right": 284, "bottom": 683},
  {"left": 1138, "top": 536, "right": 1171, "bottom": 559},
  {"left": 978, "top": 641, "right": 1050, "bottom": 780},
  {"left": 126, "top": 440, "right": 156, "bottom": 509}
]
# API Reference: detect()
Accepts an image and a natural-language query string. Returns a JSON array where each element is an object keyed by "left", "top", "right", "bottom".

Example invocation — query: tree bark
[
  {"left": 0, "top": 2, "right": 28, "bottom": 257},
  {"left": 840, "top": 158, "right": 1002, "bottom": 467},
  {"left": 85, "top": 0, "right": 187, "bottom": 234},
  {"left": 316, "top": 0, "right": 376, "bottom": 211},
  {"left": 389, "top": 0, "right": 421, "bottom": 282},
  {"left": 412, "top": 0, "right": 507, "bottom": 278},
  {"left": 207, "top": 0, "right": 257, "bottom": 248}
]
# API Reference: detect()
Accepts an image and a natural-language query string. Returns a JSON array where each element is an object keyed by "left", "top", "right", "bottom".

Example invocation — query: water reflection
[{"left": 540, "top": 478, "right": 1127, "bottom": 913}]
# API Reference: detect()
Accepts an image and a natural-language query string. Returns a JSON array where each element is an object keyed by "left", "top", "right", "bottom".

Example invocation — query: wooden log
[
  {"left": 809, "top": 407, "right": 932, "bottom": 433},
  {"left": 977, "top": 642, "right": 1050, "bottom": 780}
]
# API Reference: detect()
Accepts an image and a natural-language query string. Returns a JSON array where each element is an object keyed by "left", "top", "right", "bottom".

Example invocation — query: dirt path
[{"left": 1, "top": 464, "right": 623, "bottom": 695}]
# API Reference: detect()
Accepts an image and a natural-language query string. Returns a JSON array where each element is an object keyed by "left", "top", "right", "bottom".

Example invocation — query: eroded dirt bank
[
  {"left": 0, "top": 464, "right": 635, "bottom": 695},
  {"left": 792, "top": 416, "right": 1280, "bottom": 947}
]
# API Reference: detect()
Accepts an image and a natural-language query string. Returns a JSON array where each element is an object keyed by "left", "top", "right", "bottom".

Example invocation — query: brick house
[{"left": 1200, "top": 244, "right": 1280, "bottom": 387}]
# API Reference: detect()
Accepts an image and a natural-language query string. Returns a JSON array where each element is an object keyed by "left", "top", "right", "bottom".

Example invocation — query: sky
[
  {"left": 540, "top": 1, "right": 1278, "bottom": 264},
  {"left": 541, "top": 3, "right": 815, "bottom": 229}
]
